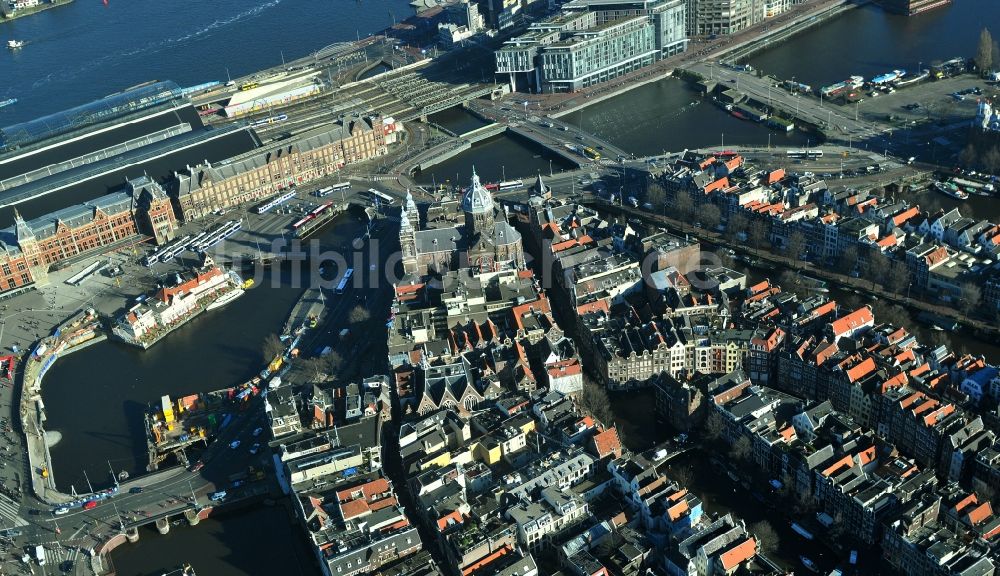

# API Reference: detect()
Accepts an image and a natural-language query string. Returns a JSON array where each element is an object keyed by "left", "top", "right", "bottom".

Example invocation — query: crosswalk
[
  {"left": 368, "top": 175, "right": 397, "bottom": 182},
  {"left": 0, "top": 493, "right": 27, "bottom": 527}
]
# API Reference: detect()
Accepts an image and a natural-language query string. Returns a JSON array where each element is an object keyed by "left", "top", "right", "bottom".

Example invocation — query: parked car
[
  {"left": 229, "top": 440, "right": 241, "bottom": 449},
  {"left": 129, "top": 487, "right": 143, "bottom": 494},
  {"left": 249, "top": 443, "right": 261, "bottom": 455}
]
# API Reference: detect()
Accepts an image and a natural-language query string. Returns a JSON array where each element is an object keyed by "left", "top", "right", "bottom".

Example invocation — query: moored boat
[
  {"left": 7, "top": 40, "right": 25, "bottom": 50},
  {"left": 206, "top": 287, "right": 244, "bottom": 311},
  {"left": 933, "top": 181, "right": 968, "bottom": 200}
]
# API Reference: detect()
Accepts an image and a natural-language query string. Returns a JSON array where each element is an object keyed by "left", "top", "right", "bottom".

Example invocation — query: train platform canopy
[
  {"left": 224, "top": 72, "right": 323, "bottom": 118},
  {"left": 0, "top": 81, "right": 183, "bottom": 153}
]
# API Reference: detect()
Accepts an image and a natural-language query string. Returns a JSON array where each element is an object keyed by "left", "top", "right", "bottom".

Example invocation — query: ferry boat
[
  {"left": 7, "top": 40, "right": 25, "bottom": 50},
  {"left": 0, "top": 98, "right": 16, "bottom": 109},
  {"left": 933, "top": 181, "right": 968, "bottom": 200}
]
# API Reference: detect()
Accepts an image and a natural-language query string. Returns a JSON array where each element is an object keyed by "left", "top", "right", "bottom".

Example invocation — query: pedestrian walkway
[{"left": 0, "top": 493, "right": 27, "bottom": 526}]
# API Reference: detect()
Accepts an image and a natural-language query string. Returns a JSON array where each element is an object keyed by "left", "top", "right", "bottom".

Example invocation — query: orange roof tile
[
  {"left": 591, "top": 427, "right": 622, "bottom": 459},
  {"left": 846, "top": 357, "right": 876, "bottom": 383},
  {"left": 719, "top": 537, "right": 757, "bottom": 571},
  {"left": 765, "top": 168, "right": 785, "bottom": 184},
  {"left": 830, "top": 306, "right": 874, "bottom": 338},
  {"left": 462, "top": 545, "right": 514, "bottom": 576},
  {"left": 968, "top": 502, "right": 993, "bottom": 526},
  {"left": 955, "top": 493, "right": 978, "bottom": 513},
  {"left": 436, "top": 509, "right": 464, "bottom": 532},
  {"left": 340, "top": 498, "right": 370, "bottom": 520},
  {"left": 667, "top": 500, "right": 690, "bottom": 521}
]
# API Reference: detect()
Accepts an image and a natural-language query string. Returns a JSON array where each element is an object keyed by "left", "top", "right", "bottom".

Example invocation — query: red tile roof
[
  {"left": 436, "top": 509, "right": 464, "bottom": 532},
  {"left": 340, "top": 498, "right": 370, "bottom": 520},
  {"left": 968, "top": 502, "right": 993, "bottom": 526},
  {"left": 719, "top": 537, "right": 757, "bottom": 571},
  {"left": 547, "top": 358, "right": 582, "bottom": 379},
  {"left": 830, "top": 306, "right": 874, "bottom": 338},
  {"left": 590, "top": 427, "right": 623, "bottom": 459},
  {"left": 765, "top": 168, "right": 785, "bottom": 184},
  {"left": 846, "top": 357, "right": 876, "bottom": 383},
  {"left": 667, "top": 500, "right": 690, "bottom": 521},
  {"left": 955, "top": 493, "right": 978, "bottom": 513}
]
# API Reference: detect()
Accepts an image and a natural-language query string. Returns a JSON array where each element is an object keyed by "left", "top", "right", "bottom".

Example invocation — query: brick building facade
[{"left": 171, "top": 116, "right": 392, "bottom": 221}]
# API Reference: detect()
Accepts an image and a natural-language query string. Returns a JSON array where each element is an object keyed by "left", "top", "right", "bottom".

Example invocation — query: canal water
[
  {"left": 747, "top": 2, "right": 1000, "bottom": 90},
  {"left": 428, "top": 106, "right": 490, "bottom": 135},
  {"left": 413, "top": 133, "right": 576, "bottom": 187},
  {"left": 562, "top": 77, "right": 811, "bottom": 156},
  {"left": 42, "top": 214, "right": 369, "bottom": 494},
  {"left": 109, "top": 504, "right": 318, "bottom": 576}
]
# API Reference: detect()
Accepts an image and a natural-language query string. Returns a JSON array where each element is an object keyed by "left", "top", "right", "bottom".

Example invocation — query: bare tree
[
  {"left": 704, "top": 410, "right": 725, "bottom": 441},
  {"left": 301, "top": 357, "right": 327, "bottom": 382},
  {"left": 702, "top": 204, "right": 722, "bottom": 231},
  {"left": 959, "top": 143, "right": 978, "bottom": 168},
  {"left": 581, "top": 376, "right": 615, "bottom": 426},
  {"left": 349, "top": 305, "right": 371, "bottom": 325},
  {"left": 872, "top": 302, "right": 911, "bottom": 330},
  {"left": 748, "top": 220, "right": 770, "bottom": 252},
  {"left": 750, "top": 521, "right": 780, "bottom": 554},
  {"left": 976, "top": 28, "right": 995, "bottom": 74},
  {"left": 779, "top": 269, "right": 809, "bottom": 299},
  {"left": 786, "top": 231, "right": 808, "bottom": 261},
  {"left": 325, "top": 350, "right": 345, "bottom": 375},
  {"left": 961, "top": 283, "right": 983, "bottom": 315},
  {"left": 262, "top": 333, "right": 284, "bottom": 363},
  {"left": 673, "top": 191, "right": 695, "bottom": 223},
  {"left": 885, "top": 260, "right": 911, "bottom": 296},
  {"left": 673, "top": 466, "right": 694, "bottom": 487},
  {"left": 647, "top": 181, "right": 667, "bottom": 207},
  {"left": 838, "top": 245, "right": 859, "bottom": 276},
  {"left": 727, "top": 212, "right": 749, "bottom": 243},
  {"left": 730, "top": 436, "right": 752, "bottom": 463},
  {"left": 984, "top": 147, "right": 1000, "bottom": 174}
]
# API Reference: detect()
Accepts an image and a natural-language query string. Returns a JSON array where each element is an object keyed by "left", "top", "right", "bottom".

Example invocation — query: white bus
[
  {"left": 335, "top": 268, "right": 354, "bottom": 294},
  {"left": 367, "top": 188, "right": 395, "bottom": 205},
  {"left": 786, "top": 149, "right": 824, "bottom": 159}
]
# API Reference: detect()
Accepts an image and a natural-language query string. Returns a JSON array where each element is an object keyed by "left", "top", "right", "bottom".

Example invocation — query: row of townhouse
[
  {"left": 658, "top": 151, "right": 1000, "bottom": 304},
  {"left": 736, "top": 273, "right": 1000, "bottom": 481},
  {"left": 512, "top": 193, "right": 764, "bottom": 391},
  {"left": 709, "top": 376, "right": 1000, "bottom": 571}
]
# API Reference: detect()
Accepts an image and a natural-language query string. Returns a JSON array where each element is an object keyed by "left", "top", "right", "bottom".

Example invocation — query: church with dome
[{"left": 400, "top": 168, "right": 525, "bottom": 276}]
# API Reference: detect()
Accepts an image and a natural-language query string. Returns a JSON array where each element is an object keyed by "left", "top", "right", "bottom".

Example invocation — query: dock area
[{"left": 19, "top": 309, "right": 105, "bottom": 505}]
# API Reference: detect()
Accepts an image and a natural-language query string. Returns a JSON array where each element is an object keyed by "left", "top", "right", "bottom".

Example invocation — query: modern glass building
[
  {"left": 0, "top": 80, "right": 184, "bottom": 153},
  {"left": 494, "top": 0, "right": 686, "bottom": 93}
]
